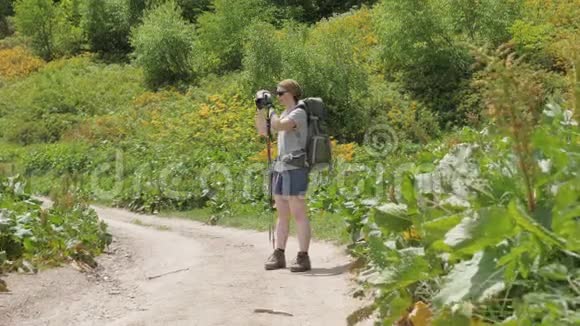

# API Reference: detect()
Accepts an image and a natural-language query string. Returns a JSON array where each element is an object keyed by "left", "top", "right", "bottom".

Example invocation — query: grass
[
  {"left": 160, "top": 204, "right": 351, "bottom": 245},
  {"left": 2, "top": 156, "right": 350, "bottom": 245}
]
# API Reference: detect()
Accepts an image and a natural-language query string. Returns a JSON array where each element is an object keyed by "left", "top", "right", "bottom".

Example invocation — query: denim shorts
[{"left": 271, "top": 168, "right": 309, "bottom": 196}]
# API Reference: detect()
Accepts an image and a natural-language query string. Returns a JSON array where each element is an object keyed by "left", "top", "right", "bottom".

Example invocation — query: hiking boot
[
  {"left": 290, "top": 252, "right": 311, "bottom": 272},
  {"left": 264, "top": 249, "right": 286, "bottom": 270}
]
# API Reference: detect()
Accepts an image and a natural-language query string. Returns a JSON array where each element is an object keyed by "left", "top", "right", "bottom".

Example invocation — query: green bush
[
  {"left": 194, "top": 0, "right": 275, "bottom": 74},
  {"left": 270, "top": 0, "right": 379, "bottom": 24},
  {"left": 433, "top": 0, "right": 521, "bottom": 46},
  {"left": 130, "top": 1, "right": 196, "bottom": 89},
  {"left": 22, "top": 142, "right": 91, "bottom": 175},
  {"left": 242, "top": 22, "right": 283, "bottom": 91},
  {"left": 13, "top": 0, "right": 57, "bottom": 60},
  {"left": 53, "top": 0, "right": 83, "bottom": 56},
  {"left": 244, "top": 10, "right": 373, "bottom": 142},
  {"left": 81, "top": 0, "right": 132, "bottom": 56},
  {"left": 129, "top": 0, "right": 211, "bottom": 24},
  {"left": 0, "top": 0, "right": 14, "bottom": 39},
  {"left": 0, "top": 56, "right": 144, "bottom": 144},
  {"left": 0, "top": 175, "right": 111, "bottom": 272},
  {"left": 373, "top": 0, "right": 472, "bottom": 125},
  {"left": 13, "top": 0, "right": 83, "bottom": 59}
]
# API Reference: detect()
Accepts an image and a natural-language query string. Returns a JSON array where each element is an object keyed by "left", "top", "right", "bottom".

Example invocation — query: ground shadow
[{"left": 302, "top": 262, "right": 352, "bottom": 277}]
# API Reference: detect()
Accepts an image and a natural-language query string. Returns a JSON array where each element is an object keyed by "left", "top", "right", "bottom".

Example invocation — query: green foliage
[
  {"left": 12, "top": 0, "right": 82, "bottom": 59},
  {"left": 0, "top": 175, "right": 111, "bottom": 272},
  {"left": 53, "top": 0, "right": 84, "bottom": 56},
  {"left": 0, "top": 56, "right": 144, "bottom": 144},
  {"left": 242, "top": 22, "right": 282, "bottom": 91},
  {"left": 1, "top": 1, "right": 579, "bottom": 323},
  {"left": 244, "top": 10, "right": 374, "bottom": 141},
  {"left": 509, "top": 0, "right": 579, "bottom": 79},
  {"left": 0, "top": 0, "right": 14, "bottom": 39},
  {"left": 270, "top": 0, "right": 379, "bottom": 23},
  {"left": 174, "top": 0, "right": 211, "bottom": 23},
  {"left": 128, "top": 0, "right": 211, "bottom": 25},
  {"left": 343, "top": 62, "right": 579, "bottom": 324},
  {"left": 22, "top": 142, "right": 92, "bottom": 175},
  {"left": 373, "top": 0, "right": 472, "bottom": 125},
  {"left": 131, "top": 1, "right": 196, "bottom": 89},
  {"left": 194, "top": 0, "right": 275, "bottom": 74},
  {"left": 80, "top": 0, "right": 132, "bottom": 56},
  {"left": 433, "top": 0, "right": 522, "bottom": 46},
  {"left": 13, "top": 0, "right": 57, "bottom": 60}
]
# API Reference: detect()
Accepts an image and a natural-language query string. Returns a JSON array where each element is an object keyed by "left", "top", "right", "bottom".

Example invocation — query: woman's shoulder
[{"left": 290, "top": 105, "right": 307, "bottom": 116}]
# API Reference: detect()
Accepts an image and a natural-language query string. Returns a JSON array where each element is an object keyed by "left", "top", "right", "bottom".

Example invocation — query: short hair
[{"left": 277, "top": 79, "right": 302, "bottom": 101}]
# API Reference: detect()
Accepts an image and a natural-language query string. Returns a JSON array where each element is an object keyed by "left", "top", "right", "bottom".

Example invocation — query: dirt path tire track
[{"left": 0, "top": 204, "right": 369, "bottom": 326}]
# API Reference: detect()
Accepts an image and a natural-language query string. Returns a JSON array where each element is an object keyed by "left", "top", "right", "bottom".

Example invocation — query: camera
[{"left": 255, "top": 90, "right": 273, "bottom": 110}]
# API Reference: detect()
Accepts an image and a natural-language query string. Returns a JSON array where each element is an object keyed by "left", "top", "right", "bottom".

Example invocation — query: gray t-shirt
[{"left": 273, "top": 105, "right": 308, "bottom": 172}]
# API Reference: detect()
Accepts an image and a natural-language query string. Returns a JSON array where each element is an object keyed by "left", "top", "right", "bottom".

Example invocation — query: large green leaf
[
  {"left": 372, "top": 203, "right": 412, "bottom": 233},
  {"left": 422, "top": 214, "right": 462, "bottom": 246},
  {"left": 370, "top": 249, "right": 439, "bottom": 292},
  {"left": 433, "top": 247, "right": 506, "bottom": 307},
  {"left": 551, "top": 178, "right": 580, "bottom": 249},
  {"left": 444, "top": 206, "right": 515, "bottom": 255},
  {"left": 508, "top": 200, "right": 566, "bottom": 248}
]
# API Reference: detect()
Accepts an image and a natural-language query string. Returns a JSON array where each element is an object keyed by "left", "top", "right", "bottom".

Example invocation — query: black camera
[{"left": 255, "top": 90, "right": 273, "bottom": 110}]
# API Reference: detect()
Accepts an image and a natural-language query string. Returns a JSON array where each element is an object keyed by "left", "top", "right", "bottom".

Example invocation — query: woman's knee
[{"left": 289, "top": 197, "right": 308, "bottom": 217}]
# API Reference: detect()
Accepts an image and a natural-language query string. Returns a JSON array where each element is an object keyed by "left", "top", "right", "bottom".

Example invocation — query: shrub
[
  {"left": 80, "top": 0, "right": 132, "bottom": 56},
  {"left": 53, "top": 0, "right": 83, "bottom": 57},
  {"left": 298, "top": 9, "right": 374, "bottom": 141},
  {"left": 433, "top": 0, "right": 522, "bottom": 46},
  {"left": 0, "top": 56, "right": 144, "bottom": 144},
  {"left": 13, "top": 0, "right": 83, "bottom": 59},
  {"left": 242, "top": 22, "right": 282, "bottom": 92},
  {"left": 194, "top": 0, "right": 275, "bottom": 74},
  {"left": 270, "top": 0, "right": 379, "bottom": 24},
  {"left": 13, "top": 0, "right": 57, "bottom": 60},
  {"left": 0, "top": 0, "right": 14, "bottom": 39},
  {"left": 0, "top": 32, "right": 29, "bottom": 51},
  {"left": 0, "top": 46, "right": 44, "bottom": 79},
  {"left": 244, "top": 9, "right": 376, "bottom": 142},
  {"left": 129, "top": 0, "right": 211, "bottom": 24},
  {"left": 0, "top": 175, "right": 111, "bottom": 272},
  {"left": 373, "top": 0, "right": 472, "bottom": 125},
  {"left": 130, "top": 0, "right": 196, "bottom": 89}
]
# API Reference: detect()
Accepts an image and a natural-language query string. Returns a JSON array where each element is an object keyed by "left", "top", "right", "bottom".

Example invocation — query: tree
[
  {"left": 131, "top": 0, "right": 195, "bottom": 88},
  {"left": 373, "top": 0, "right": 471, "bottom": 124},
  {"left": 54, "top": 0, "right": 83, "bottom": 56},
  {"left": 81, "top": 0, "right": 132, "bottom": 55},
  {"left": 194, "top": 0, "right": 275, "bottom": 74},
  {"left": 432, "top": 0, "right": 522, "bottom": 46},
  {"left": 129, "top": 0, "right": 210, "bottom": 25},
  {"left": 0, "top": 0, "right": 14, "bottom": 38},
  {"left": 270, "top": 0, "right": 379, "bottom": 23},
  {"left": 13, "top": 0, "right": 83, "bottom": 59},
  {"left": 14, "top": 0, "right": 57, "bottom": 59}
]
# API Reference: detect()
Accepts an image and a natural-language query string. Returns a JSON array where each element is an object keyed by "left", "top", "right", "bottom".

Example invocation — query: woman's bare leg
[
  {"left": 274, "top": 195, "right": 291, "bottom": 250},
  {"left": 288, "top": 196, "right": 311, "bottom": 252}
]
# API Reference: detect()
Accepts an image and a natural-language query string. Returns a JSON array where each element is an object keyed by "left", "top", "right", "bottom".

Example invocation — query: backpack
[{"left": 298, "top": 98, "right": 332, "bottom": 171}]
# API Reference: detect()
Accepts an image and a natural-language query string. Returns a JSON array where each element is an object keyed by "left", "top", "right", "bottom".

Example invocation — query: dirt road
[{"left": 0, "top": 204, "right": 368, "bottom": 326}]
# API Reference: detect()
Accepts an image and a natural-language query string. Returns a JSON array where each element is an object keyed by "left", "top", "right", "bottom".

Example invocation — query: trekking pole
[
  {"left": 255, "top": 90, "right": 276, "bottom": 250},
  {"left": 265, "top": 109, "right": 276, "bottom": 250}
]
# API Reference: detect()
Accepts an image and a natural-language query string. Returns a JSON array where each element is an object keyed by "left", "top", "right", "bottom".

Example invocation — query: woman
[{"left": 255, "top": 79, "right": 311, "bottom": 272}]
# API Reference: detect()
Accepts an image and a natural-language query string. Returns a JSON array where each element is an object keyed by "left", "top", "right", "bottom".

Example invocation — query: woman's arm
[{"left": 270, "top": 110, "right": 297, "bottom": 132}]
